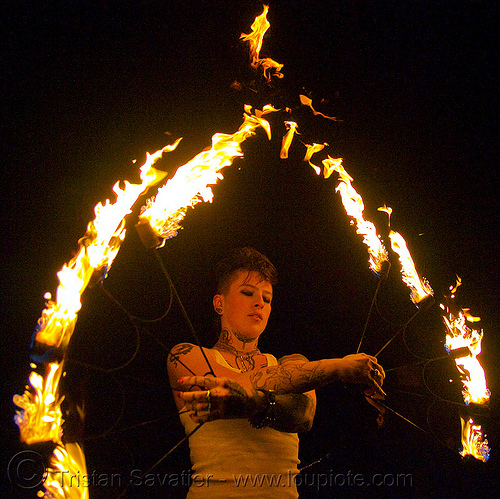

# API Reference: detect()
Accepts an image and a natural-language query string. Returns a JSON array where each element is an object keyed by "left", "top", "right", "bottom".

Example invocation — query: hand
[
  {"left": 177, "top": 376, "right": 263, "bottom": 424},
  {"left": 337, "top": 353, "right": 386, "bottom": 397}
]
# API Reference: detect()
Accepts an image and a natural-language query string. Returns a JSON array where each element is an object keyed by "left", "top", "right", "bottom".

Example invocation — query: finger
[
  {"left": 365, "top": 372, "right": 386, "bottom": 397},
  {"left": 369, "top": 363, "right": 385, "bottom": 381},
  {"left": 365, "top": 394, "right": 386, "bottom": 413},
  {"left": 369, "top": 357, "right": 385, "bottom": 379},
  {"left": 179, "top": 388, "right": 215, "bottom": 414},
  {"left": 178, "top": 390, "right": 211, "bottom": 403},
  {"left": 189, "top": 412, "right": 204, "bottom": 423},
  {"left": 191, "top": 400, "right": 211, "bottom": 413},
  {"left": 190, "top": 412, "right": 213, "bottom": 424},
  {"left": 369, "top": 368, "right": 384, "bottom": 384},
  {"left": 189, "top": 400, "right": 219, "bottom": 423},
  {"left": 372, "top": 380, "right": 386, "bottom": 398},
  {"left": 179, "top": 376, "right": 227, "bottom": 389},
  {"left": 178, "top": 376, "right": 213, "bottom": 388}
]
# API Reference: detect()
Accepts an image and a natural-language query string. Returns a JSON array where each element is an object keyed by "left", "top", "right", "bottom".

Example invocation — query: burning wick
[
  {"left": 324, "top": 157, "right": 389, "bottom": 276},
  {"left": 388, "top": 230, "right": 434, "bottom": 307},
  {"left": 441, "top": 278, "right": 490, "bottom": 461},
  {"left": 139, "top": 105, "right": 276, "bottom": 246}
]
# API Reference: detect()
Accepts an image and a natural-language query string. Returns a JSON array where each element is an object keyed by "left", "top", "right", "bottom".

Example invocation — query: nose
[{"left": 254, "top": 295, "right": 265, "bottom": 308}]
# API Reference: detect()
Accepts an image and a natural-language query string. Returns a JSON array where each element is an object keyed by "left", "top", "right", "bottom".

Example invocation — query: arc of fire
[{"left": 13, "top": 143, "right": 178, "bottom": 498}]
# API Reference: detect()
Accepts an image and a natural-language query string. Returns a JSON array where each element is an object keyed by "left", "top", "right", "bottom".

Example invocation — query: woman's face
[{"left": 216, "top": 270, "right": 273, "bottom": 342}]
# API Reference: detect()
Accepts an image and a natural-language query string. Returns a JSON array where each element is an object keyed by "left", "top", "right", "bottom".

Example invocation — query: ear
[{"left": 213, "top": 294, "right": 223, "bottom": 313}]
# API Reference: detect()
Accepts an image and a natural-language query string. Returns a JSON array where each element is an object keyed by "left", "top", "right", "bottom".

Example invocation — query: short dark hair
[{"left": 215, "top": 247, "right": 277, "bottom": 295}]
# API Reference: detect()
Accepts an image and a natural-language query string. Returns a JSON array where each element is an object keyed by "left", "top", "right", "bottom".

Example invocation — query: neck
[{"left": 215, "top": 328, "right": 259, "bottom": 353}]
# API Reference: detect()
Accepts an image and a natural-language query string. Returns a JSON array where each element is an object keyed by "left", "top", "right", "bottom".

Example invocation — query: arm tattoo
[
  {"left": 250, "top": 361, "right": 327, "bottom": 394},
  {"left": 169, "top": 343, "right": 195, "bottom": 367},
  {"left": 278, "top": 354, "right": 309, "bottom": 364}
]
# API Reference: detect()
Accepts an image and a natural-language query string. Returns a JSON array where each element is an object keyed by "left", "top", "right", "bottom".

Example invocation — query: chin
[{"left": 240, "top": 329, "right": 262, "bottom": 341}]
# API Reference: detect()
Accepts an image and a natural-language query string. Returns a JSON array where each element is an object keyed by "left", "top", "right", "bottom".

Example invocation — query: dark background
[{"left": 1, "top": 1, "right": 498, "bottom": 497}]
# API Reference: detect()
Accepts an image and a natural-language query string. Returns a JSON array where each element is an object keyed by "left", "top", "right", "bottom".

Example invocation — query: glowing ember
[
  {"left": 299, "top": 94, "right": 339, "bottom": 121},
  {"left": 388, "top": 230, "right": 434, "bottom": 305},
  {"left": 139, "top": 106, "right": 275, "bottom": 245},
  {"left": 460, "top": 416, "right": 490, "bottom": 462},
  {"left": 240, "top": 5, "right": 283, "bottom": 81},
  {"left": 303, "top": 142, "right": 328, "bottom": 175},
  {"left": 42, "top": 443, "right": 89, "bottom": 498},
  {"left": 324, "top": 156, "right": 389, "bottom": 275},
  {"left": 280, "top": 121, "right": 299, "bottom": 159}
]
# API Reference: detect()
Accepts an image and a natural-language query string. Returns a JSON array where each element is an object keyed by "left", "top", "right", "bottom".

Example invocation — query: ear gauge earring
[{"left": 215, "top": 307, "right": 222, "bottom": 314}]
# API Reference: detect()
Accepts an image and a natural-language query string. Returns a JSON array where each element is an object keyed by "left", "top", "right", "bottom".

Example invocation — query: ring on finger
[
  {"left": 206, "top": 389, "right": 211, "bottom": 412},
  {"left": 371, "top": 368, "right": 381, "bottom": 378}
]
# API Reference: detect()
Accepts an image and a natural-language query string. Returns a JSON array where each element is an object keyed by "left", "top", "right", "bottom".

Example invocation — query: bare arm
[
  {"left": 168, "top": 344, "right": 316, "bottom": 432},
  {"left": 260, "top": 354, "right": 316, "bottom": 433},
  {"left": 249, "top": 353, "right": 386, "bottom": 396},
  {"left": 178, "top": 352, "right": 385, "bottom": 422}
]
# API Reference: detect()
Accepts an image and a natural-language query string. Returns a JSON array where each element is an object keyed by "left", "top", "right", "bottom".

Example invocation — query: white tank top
[{"left": 179, "top": 352, "right": 300, "bottom": 498}]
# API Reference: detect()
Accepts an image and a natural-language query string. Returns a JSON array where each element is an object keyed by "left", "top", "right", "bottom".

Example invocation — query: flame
[
  {"left": 42, "top": 443, "right": 89, "bottom": 498},
  {"left": 139, "top": 106, "right": 275, "bottom": 244},
  {"left": 299, "top": 94, "right": 339, "bottom": 121},
  {"left": 14, "top": 143, "right": 174, "bottom": 497},
  {"left": 442, "top": 299, "right": 490, "bottom": 406},
  {"left": 377, "top": 204, "right": 393, "bottom": 227},
  {"left": 324, "top": 156, "right": 389, "bottom": 275},
  {"left": 449, "top": 274, "right": 462, "bottom": 294},
  {"left": 32, "top": 147, "right": 174, "bottom": 350},
  {"left": 460, "top": 416, "right": 490, "bottom": 462},
  {"left": 240, "top": 5, "right": 284, "bottom": 80},
  {"left": 442, "top": 283, "right": 491, "bottom": 461},
  {"left": 388, "top": 230, "right": 434, "bottom": 305},
  {"left": 303, "top": 142, "right": 328, "bottom": 175},
  {"left": 13, "top": 362, "right": 64, "bottom": 445},
  {"left": 15, "top": 146, "right": 171, "bottom": 439},
  {"left": 280, "top": 121, "right": 298, "bottom": 159}
]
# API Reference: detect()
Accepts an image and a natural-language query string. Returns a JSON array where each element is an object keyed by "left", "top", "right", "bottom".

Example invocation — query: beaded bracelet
[{"left": 249, "top": 389, "right": 277, "bottom": 428}]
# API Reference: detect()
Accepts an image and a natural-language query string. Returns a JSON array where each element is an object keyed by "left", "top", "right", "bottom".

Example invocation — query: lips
[{"left": 248, "top": 313, "right": 263, "bottom": 321}]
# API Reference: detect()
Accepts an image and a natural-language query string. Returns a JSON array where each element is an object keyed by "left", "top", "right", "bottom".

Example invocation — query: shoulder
[
  {"left": 277, "top": 353, "right": 310, "bottom": 365},
  {"left": 169, "top": 342, "right": 199, "bottom": 359},
  {"left": 167, "top": 343, "right": 215, "bottom": 381},
  {"left": 168, "top": 342, "right": 200, "bottom": 367},
  {"left": 168, "top": 342, "right": 215, "bottom": 364}
]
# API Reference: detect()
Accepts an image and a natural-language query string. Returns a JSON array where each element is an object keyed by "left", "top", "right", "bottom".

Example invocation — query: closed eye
[{"left": 241, "top": 290, "right": 271, "bottom": 304}]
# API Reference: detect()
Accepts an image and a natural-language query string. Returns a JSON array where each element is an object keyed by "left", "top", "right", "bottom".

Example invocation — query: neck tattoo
[
  {"left": 233, "top": 329, "right": 256, "bottom": 345},
  {"left": 214, "top": 341, "right": 261, "bottom": 372}
]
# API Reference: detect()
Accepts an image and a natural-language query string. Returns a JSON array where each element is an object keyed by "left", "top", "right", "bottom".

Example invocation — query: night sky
[{"left": 1, "top": 1, "right": 498, "bottom": 497}]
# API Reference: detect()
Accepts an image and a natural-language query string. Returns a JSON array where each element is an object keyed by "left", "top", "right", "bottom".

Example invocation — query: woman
[{"left": 168, "top": 247, "right": 385, "bottom": 498}]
